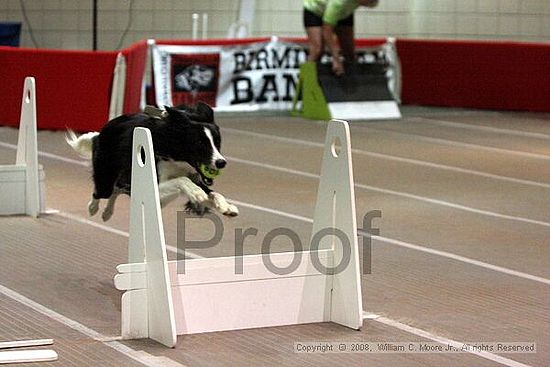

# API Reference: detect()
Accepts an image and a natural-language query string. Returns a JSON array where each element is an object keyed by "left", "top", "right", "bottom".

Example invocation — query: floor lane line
[
  {"left": 0, "top": 270, "right": 526, "bottom": 367},
  {"left": 227, "top": 157, "right": 550, "bottom": 229},
  {"left": 362, "top": 312, "right": 532, "bottom": 367},
  {"left": 7, "top": 207, "right": 537, "bottom": 367},
  {"left": 2, "top": 141, "right": 548, "bottom": 282},
  {"left": 2, "top": 139, "right": 549, "bottom": 227},
  {"left": 0, "top": 284, "right": 187, "bottom": 367},
  {"left": 53, "top": 201, "right": 550, "bottom": 286},
  {"left": 53, "top": 210, "right": 204, "bottom": 259},
  {"left": 231, "top": 200, "right": 550, "bottom": 286},
  {"left": 30, "top": 209, "right": 544, "bottom": 367},
  {"left": 412, "top": 116, "right": 550, "bottom": 140},
  {"left": 222, "top": 128, "right": 550, "bottom": 189},
  {"left": 0, "top": 132, "right": 542, "bottom": 367},
  {"left": 365, "top": 126, "right": 550, "bottom": 161}
]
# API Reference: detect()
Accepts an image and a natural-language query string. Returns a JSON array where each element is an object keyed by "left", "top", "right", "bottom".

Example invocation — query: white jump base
[
  {"left": 115, "top": 120, "right": 364, "bottom": 347},
  {"left": 328, "top": 101, "right": 401, "bottom": 120},
  {"left": 0, "top": 77, "right": 45, "bottom": 217}
]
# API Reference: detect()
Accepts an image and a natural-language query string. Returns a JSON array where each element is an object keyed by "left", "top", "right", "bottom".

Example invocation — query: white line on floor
[
  {"left": 0, "top": 284, "right": 187, "bottom": 367},
  {"left": 2, "top": 139, "right": 548, "bottom": 278},
  {"left": 366, "top": 127, "right": 550, "bottom": 161},
  {"left": 0, "top": 142, "right": 88, "bottom": 167},
  {"left": 0, "top": 213, "right": 533, "bottom": 367},
  {"left": 3, "top": 139, "right": 549, "bottom": 228},
  {"left": 48, "top": 199, "right": 550, "bottom": 363},
  {"left": 53, "top": 203, "right": 547, "bottom": 367},
  {"left": 365, "top": 234, "right": 550, "bottom": 286},
  {"left": 223, "top": 128, "right": 550, "bottom": 189},
  {"left": 53, "top": 200, "right": 550, "bottom": 286},
  {"left": 358, "top": 150, "right": 550, "bottom": 189},
  {"left": 412, "top": 117, "right": 550, "bottom": 140},
  {"left": 0, "top": 265, "right": 527, "bottom": 367},
  {"left": 0, "top": 135, "right": 539, "bottom": 367},
  {"left": 228, "top": 157, "right": 550, "bottom": 229},
  {"left": 362, "top": 312, "right": 532, "bottom": 367},
  {"left": 54, "top": 210, "right": 204, "bottom": 259},
  {"left": 3, "top": 205, "right": 533, "bottom": 367},
  {"left": 230, "top": 200, "right": 550, "bottom": 286},
  {"left": 3, "top": 137, "right": 546, "bottom": 284}
]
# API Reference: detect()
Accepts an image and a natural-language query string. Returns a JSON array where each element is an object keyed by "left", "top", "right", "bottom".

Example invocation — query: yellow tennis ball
[{"left": 199, "top": 164, "right": 221, "bottom": 179}]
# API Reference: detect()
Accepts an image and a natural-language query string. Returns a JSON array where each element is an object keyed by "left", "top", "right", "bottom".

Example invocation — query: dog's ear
[
  {"left": 196, "top": 101, "right": 215, "bottom": 123},
  {"left": 174, "top": 104, "right": 192, "bottom": 113},
  {"left": 165, "top": 106, "right": 190, "bottom": 125}
]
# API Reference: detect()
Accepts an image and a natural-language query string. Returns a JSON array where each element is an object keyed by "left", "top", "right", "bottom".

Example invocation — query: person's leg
[
  {"left": 334, "top": 25, "right": 355, "bottom": 62},
  {"left": 306, "top": 27, "right": 323, "bottom": 62},
  {"left": 334, "top": 13, "right": 355, "bottom": 62},
  {"left": 303, "top": 8, "right": 323, "bottom": 62}
]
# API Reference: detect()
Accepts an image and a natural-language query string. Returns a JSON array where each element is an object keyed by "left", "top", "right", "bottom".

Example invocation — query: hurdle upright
[
  {"left": 114, "top": 120, "right": 364, "bottom": 347},
  {"left": 0, "top": 77, "right": 45, "bottom": 217}
]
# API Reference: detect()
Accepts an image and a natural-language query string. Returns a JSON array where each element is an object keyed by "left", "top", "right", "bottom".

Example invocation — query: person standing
[{"left": 303, "top": 0, "right": 379, "bottom": 75}]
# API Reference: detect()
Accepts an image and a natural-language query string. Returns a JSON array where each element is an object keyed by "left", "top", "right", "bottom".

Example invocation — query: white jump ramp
[
  {"left": 115, "top": 120, "right": 364, "bottom": 348},
  {"left": 0, "top": 77, "right": 45, "bottom": 217}
]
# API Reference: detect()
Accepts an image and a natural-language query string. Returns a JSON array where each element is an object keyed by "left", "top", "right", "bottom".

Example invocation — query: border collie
[{"left": 66, "top": 102, "right": 238, "bottom": 221}]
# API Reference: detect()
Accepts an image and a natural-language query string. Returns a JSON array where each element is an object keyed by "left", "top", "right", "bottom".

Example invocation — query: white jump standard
[
  {"left": 114, "top": 119, "right": 364, "bottom": 347},
  {"left": 0, "top": 77, "right": 45, "bottom": 217}
]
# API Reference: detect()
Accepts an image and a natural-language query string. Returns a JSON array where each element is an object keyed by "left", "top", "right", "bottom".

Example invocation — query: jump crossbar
[{"left": 115, "top": 120, "right": 363, "bottom": 347}]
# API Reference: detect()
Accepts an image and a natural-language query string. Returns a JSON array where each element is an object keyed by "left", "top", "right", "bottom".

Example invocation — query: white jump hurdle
[
  {"left": 0, "top": 77, "right": 45, "bottom": 217},
  {"left": 114, "top": 120, "right": 364, "bottom": 347}
]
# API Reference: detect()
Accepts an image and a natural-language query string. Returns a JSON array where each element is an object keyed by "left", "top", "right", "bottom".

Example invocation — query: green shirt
[{"left": 304, "top": 0, "right": 360, "bottom": 26}]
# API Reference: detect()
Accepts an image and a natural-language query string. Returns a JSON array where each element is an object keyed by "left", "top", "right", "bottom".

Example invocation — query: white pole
[
  {"left": 202, "top": 13, "right": 208, "bottom": 39},
  {"left": 192, "top": 13, "right": 199, "bottom": 40}
]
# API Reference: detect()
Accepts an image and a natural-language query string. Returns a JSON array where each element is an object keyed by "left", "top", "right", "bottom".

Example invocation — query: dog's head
[{"left": 163, "top": 102, "right": 225, "bottom": 186}]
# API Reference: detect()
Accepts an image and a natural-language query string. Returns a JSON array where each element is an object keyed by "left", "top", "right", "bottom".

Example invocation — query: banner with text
[{"left": 152, "top": 38, "right": 399, "bottom": 111}]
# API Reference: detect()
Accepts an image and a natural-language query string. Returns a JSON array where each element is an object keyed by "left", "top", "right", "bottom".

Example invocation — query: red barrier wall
[
  {"left": 121, "top": 40, "right": 148, "bottom": 114},
  {"left": 0, "top": 42, "right": 147, "bottom": 132},
  {"left": 397, "top": 39, "right": 550, "bottom": 112},
  {"left": 2, "top": 38, "right": 550, "bottom": 133},
  {"left": 0, "top": 46, "right": 118, "bottom": 131}
]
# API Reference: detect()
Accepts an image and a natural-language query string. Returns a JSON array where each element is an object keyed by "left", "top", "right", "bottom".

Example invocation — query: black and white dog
[{"left": 66, "top": 102, "right": 238, "bottom": 221}]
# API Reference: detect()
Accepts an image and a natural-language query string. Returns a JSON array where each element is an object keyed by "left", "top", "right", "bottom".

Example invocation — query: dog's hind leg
[
  {"left": 88, "top": 195, "right": 100, "bottom": 216},
  {"left": 101, "top": 188, "right": 122, "bottom": 221}
]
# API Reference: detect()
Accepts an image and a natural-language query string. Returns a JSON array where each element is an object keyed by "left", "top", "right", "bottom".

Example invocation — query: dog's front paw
[
  {"left": 209, "top": 192, "right": 239, "bottom": 217},
  {"left": 174, "top": 176, "right": 209, "bottom": 206},
  {"left": 183, "top": 183, "right": 209, "bottom": 205},
  {"left": 185, "top": 201, "right": 210, "bottom": 216},
  {"left": 223, "top": 203, "right": 239, "bottom": 217}
]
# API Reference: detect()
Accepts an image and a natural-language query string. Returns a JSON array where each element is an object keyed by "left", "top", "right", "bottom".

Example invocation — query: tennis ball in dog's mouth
[{"left": 199, "top": 164, "right": 221, "bottom": 179}]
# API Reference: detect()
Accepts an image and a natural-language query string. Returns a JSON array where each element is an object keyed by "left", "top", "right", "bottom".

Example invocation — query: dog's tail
[{"left": 65, "top": 129, "right": 99, "bottom": 159}]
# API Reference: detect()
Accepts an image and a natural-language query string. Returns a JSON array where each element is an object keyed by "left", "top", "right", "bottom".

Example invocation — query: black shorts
[{"left": 303, "top": 8, "right": 354, "bottom": 28}]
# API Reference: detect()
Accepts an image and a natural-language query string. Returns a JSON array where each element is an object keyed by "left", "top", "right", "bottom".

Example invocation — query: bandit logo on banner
[{"left": 170, "top": 53, "right": 220, "bottom": 107}]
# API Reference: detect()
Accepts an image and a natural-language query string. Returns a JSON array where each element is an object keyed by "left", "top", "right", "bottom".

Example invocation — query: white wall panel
[{"left": 1, "top": 0, "right": 549, "bottom": 50}]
